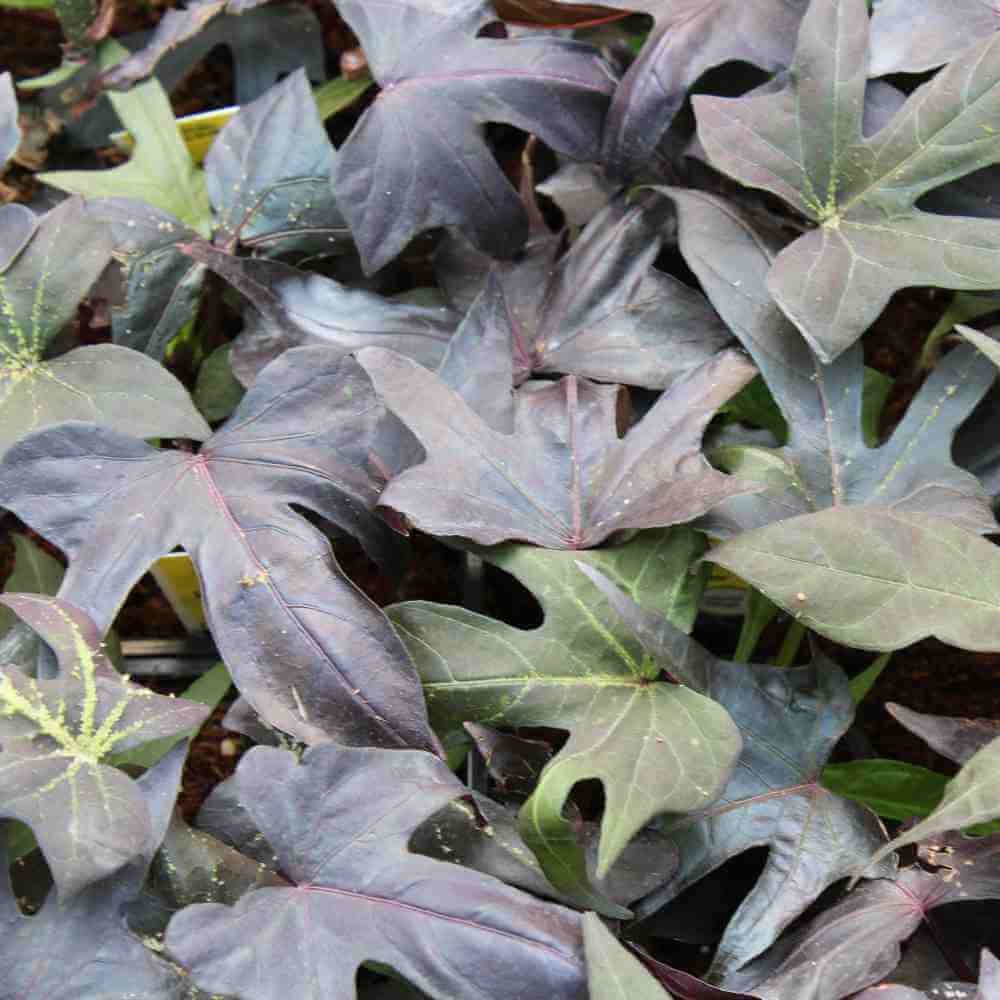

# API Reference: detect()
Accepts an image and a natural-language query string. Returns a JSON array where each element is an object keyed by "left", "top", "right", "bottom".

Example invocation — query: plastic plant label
[
  {"left": 151, "top": 552, "right": 206, "bottom": 632},
  {"left": 112, "top": 105, "right": 239, "bottom": 165}
]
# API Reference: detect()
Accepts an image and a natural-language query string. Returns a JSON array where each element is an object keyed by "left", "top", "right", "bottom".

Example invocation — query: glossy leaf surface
[
  {"left": 166, "top": 744, "right": 587, "bottom": 1000},
  {"left": 359, "top": 346, "right": 758, "bottom": 548},
  {"left": 333, "top": 0, "right": 615, "bottom": 272},
  {"left": 0, "top": 349, "right": 437, "bottom": 752}
]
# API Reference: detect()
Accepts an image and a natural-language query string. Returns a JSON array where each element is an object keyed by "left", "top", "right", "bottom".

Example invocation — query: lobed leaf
[
  {"left": 166, "top": 744, "right": 587, "bottom": 1000},
  {"left": 694, "top": 0, "right": 1000, "bottom": 361},
  {"left": 0, "top": 349, "right": 437, "bottom": 752},
  {"left": 333, "top": 0, "right": 615, "bottom": 273}
]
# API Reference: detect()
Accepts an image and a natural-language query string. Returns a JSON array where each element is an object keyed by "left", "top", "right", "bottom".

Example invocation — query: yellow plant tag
[
  {"left": 151, "top": 553, "right": 206, "bottom": 632},
  {"left": 111, "top": 105, "right": 239, "bottom": 166}
]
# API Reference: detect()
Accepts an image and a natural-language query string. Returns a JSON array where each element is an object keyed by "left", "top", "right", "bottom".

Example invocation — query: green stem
[
  {"left": 733, "top": 588, "right": 777, "bottom": 663},
  {"left": 774, "top": 620, "right": 806, "bottom": 667},
  {"left": 918, "top": 292, "right": 1000, "bottom": 371}
]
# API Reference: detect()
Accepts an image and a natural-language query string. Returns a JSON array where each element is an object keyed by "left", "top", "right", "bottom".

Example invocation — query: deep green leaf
[
  {"left": 194, "top": 343, "right": 245, "bottom": 422},
  {"left": 821, "top": 759, "right": 948, "bottom": 821}
]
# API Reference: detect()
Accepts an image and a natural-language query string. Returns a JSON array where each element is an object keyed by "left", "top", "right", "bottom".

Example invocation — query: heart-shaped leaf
[
  {"left": 694, "top": 0, "right": 1000, "bottom": 361},
  {"left": 166, "top": 744, "right": 587, "bottom": 1000},
  {"left": 583, "top": 566, "right": 891, "bottom": 977},
  {"left": 0, "top": 596, "right": 209, "bottom": 898},
  {"left": 389, "top": 532, "right": 741, "bottom": 908},
  {"left": 0, "top": 349, "right": 437, "bottom": 753},
  {"left": 662, "top": 187, "right": 998, "bottom": 536},
  {"left": 333, "top": 0, "right": 615, "bottom": 273},
  {"left": 359, "top": 346, "right": 759, "bottom": 548}
]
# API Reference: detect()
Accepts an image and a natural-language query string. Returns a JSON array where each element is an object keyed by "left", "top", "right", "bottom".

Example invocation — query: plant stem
[{"left": 774, "top": 620, "right": 806, "bottom": 667}]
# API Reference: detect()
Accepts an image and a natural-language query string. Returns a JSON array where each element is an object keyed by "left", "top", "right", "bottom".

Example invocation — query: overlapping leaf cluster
[{"left": 4, "top": 0, "right": 1000, "bottom": 997}]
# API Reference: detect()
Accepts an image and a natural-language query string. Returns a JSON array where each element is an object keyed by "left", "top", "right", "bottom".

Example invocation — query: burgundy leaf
[
  {"left": 888, "top": 703, "right": 1000, "bottom": 766},
  {"left": 358, "top": 346, "right": 759, "bottom": 548}
]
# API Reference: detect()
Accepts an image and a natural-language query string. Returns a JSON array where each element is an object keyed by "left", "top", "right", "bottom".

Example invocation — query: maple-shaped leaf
[
  {"left": 661, "top": 187, "right": 998, "bottom": 536},
  {"left": 0, "top": 348, "right": 438, "bottom": 753},
  {"left": 389, "top": 532, "right": 741, "bottom": 911},
  {"left": 358, "top": 346, "right": 758, "bottom": 548},
  {"left": 89, "top": 69, "right": 347, "bottom": 360},
  {"left": 102, "top": 0, "right": 325, "bottom": 104},
  {"left": 725, "top": 831, "right": 1000, "bottom": 1000},
  {"left": 582, "top": 566, "right": 892, "bottom": 978},
  {"left": 0, "top": 596, "right": 208, "bottom": 898},
  {"left": 551, "top": 0, "right": 808, "bottom": 179},
  {"left": 165, "top": 743, "right": 587, "bottom": 1000},
  {"left": 693, "top": 0, "right": 1000, "bottom": 362},
  {"left": 0, "top": 197, "right": 210, "bottom": 454},
  {"left": 869, "top": 0, "right": 1000, "bottom": 75},
  {"left": 435, "top": 194, "right": 731, "bottom": 390},
  {"left": 185, "top": 245, "right": 459, "bottom": 388},
  {"left": 0, "top": 743, "right": 191, "bottom": 999},
  {"left": 332, "top": 0, "right": 615, "bottom": 274}
]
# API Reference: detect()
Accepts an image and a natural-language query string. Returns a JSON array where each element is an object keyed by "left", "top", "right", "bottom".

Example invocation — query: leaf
[
  {"left": 43, "top": 40, "right": 211, "bottom": 234},
  {"left": 706, "top": 507, "right": 1000, "bottom": 652},
  {"left": 549, "top": 0, "right": 809, "bottom": 180},
  {"left": 0, "top": 534, "right": 65, "bottom": 637},
  {"left": 0, "top": 348, "right": 438, "bottom": 753},
  {"left": 0, "top": 595, "right": 209, "bottom": 898},
  {"left": 389, "top": 532, "right": 741, "bottom": 909},
  {"left": 438, "top": 194, "right": 732, "bottom": 391},
  {"left": 101, "top": 1, "right": 326, "bottom": 104},
  {"left": 204, "top": 69, "right": 346, "bottom": 251},
  {"left": 887, "top": 702, "right": 1000, "bottom": 766},
  {"left": 867, "top": 734, "right": 1000, "bottom": 870},
  {"left": 661, "top": 187, "right": 998, "bottom": 537},
  {"left": 0, "top": 204, "right": 37, "bottom": 275},
  {"left": 958, "top": 325, "right": 1000, "bottom": 372},
  {"left": 821, "top": 760, "right": 948, "bottom": 821},
  {"left": 869, "top": 0, "right": 1000, "bottom": 75},
  {"left": 186, "top": 246, "right": 458, "bottom": 387},
  {"left": 583, "top": 912, "right": 673, "bottom": 999},
  {"left": 0, "top": 71, "right": 19, "bottom": 166},
  {"left": 535, "top": 162, "right": 615, "bottom": 228},
  {"left": 194, "top": 343, "right": 245, "bottom": 422},
  {"left": 849, "top": 652, "right": 892, "bottom": 704},
  {"left": 358, "top": 346, "right": 759, "bottom": 548},
  {"left": 694, "top": 0, "right": 1000, "bottom": 362},
  {"left": 584, "top": 567, "right": 891, "bottom": 978},
  {"left": 496, "top": 0, "right": 625, "bottom": 27},
  {"left": 333, "top": 0, "right": 615, "bottom": 273},
  {"left": 0, "top": 743, "right": 190, "bottom": 999},
  {"left": 166, "top": 744, "right": 587, "bottom": 1000}
]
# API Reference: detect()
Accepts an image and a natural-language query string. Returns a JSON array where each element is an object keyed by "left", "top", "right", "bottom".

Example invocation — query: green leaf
[
  {"left": 41, "top": 39, "right": 211, "bottom": 235},
  {"left": 314, "top": 72, "right": 373, "bottom": 121},
  {"left": 707, "top": 507, "right": 1000, "bottom": 652},
  {"left": 583, "top": 913, "right": 673, "bottom": 999},
  {"left": 821, "top": 759, "right": 948, "bottom": 821},
  {"left": 194, "top": 343, "right": 245, "bottom": 423},
  {"left": 867, "top": 734, "right": 1000, "bottom": 871},
  {"left": 694, "top": 0, "right": 1000, "bottom": 361},
  {"left": 0, "top": 535, "right": 64, "bottom": 637},
  {"left": 112, "top": 662, "right": 232, "bottom": 770},
  {"left": 389, "top": 531, "right": 741, "bottom": 911},
  {"left": 849, "top": 653, "right": 892, "bottom": 704},
  {"left": 957, "top": 324, "right": 1000, "bottom": 370}
]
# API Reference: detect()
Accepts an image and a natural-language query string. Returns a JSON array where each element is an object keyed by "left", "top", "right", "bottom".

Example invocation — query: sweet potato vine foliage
[{"left": 9, "top": 0, "right": 1000, "bottom": 997}]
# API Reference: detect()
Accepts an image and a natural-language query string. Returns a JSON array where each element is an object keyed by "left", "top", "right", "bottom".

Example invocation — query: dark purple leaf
[
  {"left": 185, "top": 244, "right": 459, "bottom": 388},
  {"left": 102, "top": 1, "right": 325, "bottom": 104},
  {"left": 869, "top": 0, "right": 1000, "bottom": 75},
  {"left": 0, "top": 204, "right": 36, "bottom": 274},
  {"left": 439, "top": 194, "right": 731, "bottom": 390},
  {"left": 727, "top": 832, "right": 1000, "bottom": 1000},
  {"left": 581, "top": 565, "right": 892, "bottom": 977},
  {"left": 333, "top": 0, "right": 615, "bottom": 273},
  {"left": 0, "top": 744, "right": 191, "bottom": 998},
  {"left": 636, "top": 951, "right": 763, "bottom": 1000},
  {"left": 535, "top": 162, "right": 615, "bottom": 227},
  {"left": 888, "top": 703, "right": 1000, "bottom": 767},
  {"left": 463, "top": 723, "right": 553, "bottom": 798},
  {"left": 0, "top": 349, "right": 438, "bottom": 753},
  {"left": 205, "top": 69, "right": 347, "bottom": 252},
  {"left": 166, "top": 744, "right": 587, "bottom": 1000},
  {"left": 549, "top": 0, "right": 808, "bottom": 180},
  {"left": 359, "top": 346, "right": 759, "bottom": 548},
  {"left": 694, "top": 0, "right": 1000, "bottom": 362},
  {"left": 0, "top": 596, "right": 209, "bottom": 898},
  {"left": 661, "top": 188, "right": 998, "bottom": 537}
]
